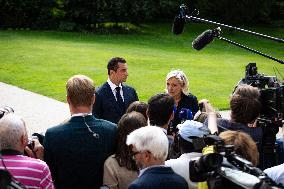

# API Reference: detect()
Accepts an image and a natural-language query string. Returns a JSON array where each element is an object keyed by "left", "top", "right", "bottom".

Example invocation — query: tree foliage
[
  {"left": 196, "top": 0, "right": 275, "bottom": 25},
  {"left": 0, "top": 0, "right": 282, "bottom": 31}
]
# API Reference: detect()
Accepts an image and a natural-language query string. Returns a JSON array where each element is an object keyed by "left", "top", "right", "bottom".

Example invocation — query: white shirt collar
[
  {"left": 147, "top": 124, "right": 168, "bottom": 135},
  {"left": 139, "top": 165, "right": 166, "bottom": 177},
  {"left": 71, "top": 113, "right": 92, "bottom": 117},
  {"left": 161, "top": 127, "right": 168, "bottom": 135},
  {"left": 107, "top": 78, "right": 122, "bottom": 92}
]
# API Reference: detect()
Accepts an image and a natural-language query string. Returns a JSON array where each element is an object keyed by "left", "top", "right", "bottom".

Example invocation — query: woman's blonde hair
[{"left": 166, "top": 70, "right": 189, "bottom": 95}]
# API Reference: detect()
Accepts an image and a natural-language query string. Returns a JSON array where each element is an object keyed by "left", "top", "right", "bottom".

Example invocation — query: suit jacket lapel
[
  {"left": 122, "top": 85, "right": 130, "bottom": 107},
  {"left": 105, "top": 83, "right": 124, "bottom": 114}
]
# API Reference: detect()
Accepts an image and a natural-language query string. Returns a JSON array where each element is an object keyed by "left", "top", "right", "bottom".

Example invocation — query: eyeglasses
[{"left": 131, "top": 151, "right": 141, "bottom": 160}]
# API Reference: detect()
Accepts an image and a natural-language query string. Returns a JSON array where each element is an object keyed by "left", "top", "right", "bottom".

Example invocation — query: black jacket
[{"left": 93, "top": 82, "right": 138, "bottom": 124}]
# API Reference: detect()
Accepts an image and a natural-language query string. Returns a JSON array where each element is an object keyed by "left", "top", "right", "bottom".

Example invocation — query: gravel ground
[
  {"left": 0, "top": 82, "right": 232, "bottom": 136},
  {"left": 0, "top": 82, "right": 69, "bottom": 135}
]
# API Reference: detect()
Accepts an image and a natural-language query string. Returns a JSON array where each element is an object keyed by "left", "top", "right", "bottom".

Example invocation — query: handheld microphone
[
  {"left": 172, "top": 5, "right": 187, "bottom": 35},
  {"left": 179, "top": 108, "right": 193, "bottom": 123},
  {"left": 192, "top": 28, "right": 221, "bottom": 50}
]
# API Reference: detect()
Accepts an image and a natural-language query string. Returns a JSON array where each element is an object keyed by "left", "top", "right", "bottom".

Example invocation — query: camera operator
[
  {"left": 0, "top": 113, "right": 54, "bottom": 189},
  {"left": 204, "top": 84, "right": 263, "bottom": 150},
  {"left": 166, "top": 120, "right": 210, "bottom": 189},
  {"left": 219, "top": 130, "right": 259, "bottom": 166},
  {"left": 127, "top": 126, "right": 188, "bottom": 189}
]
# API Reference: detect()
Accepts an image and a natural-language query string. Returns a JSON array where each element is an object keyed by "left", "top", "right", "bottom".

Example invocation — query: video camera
[
  {"left": 189, "top": 135, "right": 284, "bottom": 189},
  {"left": 235, "top": 63, "right": 284, "bottom": 169},
  {"left": 237, "top": 63, "right": 283, "bottom": 123}
]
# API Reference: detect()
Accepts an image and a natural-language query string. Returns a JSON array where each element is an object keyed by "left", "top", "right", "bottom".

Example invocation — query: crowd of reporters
[{"left": 0, "top": 57, "right": 283, "bottom": 189}]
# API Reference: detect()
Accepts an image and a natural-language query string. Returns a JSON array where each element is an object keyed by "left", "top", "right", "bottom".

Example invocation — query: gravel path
[
  {"left": 0, "top": 82, "right": 231, "bottom": 136},
  {"left": 0, "top": 82, "right": 69, "bottom": 135}
]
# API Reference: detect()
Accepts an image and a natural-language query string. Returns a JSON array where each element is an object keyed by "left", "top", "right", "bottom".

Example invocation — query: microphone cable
[{"left": 83, "top": 115, "right": 100, "bottom": 139}]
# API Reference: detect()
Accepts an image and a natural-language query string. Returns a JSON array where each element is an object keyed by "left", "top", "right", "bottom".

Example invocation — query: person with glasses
[
  {"left": 126, "top": 126, "right": 188, "bottom": 189},
  {"left": 103, "top": 112, "right": 147, "bottom": 189},
  {"left": 0, "top": 114, "right": 54, "bottom": 189}
]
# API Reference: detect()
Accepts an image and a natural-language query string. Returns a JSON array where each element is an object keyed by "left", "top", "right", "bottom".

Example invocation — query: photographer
[
  {"left": 204, "top": 84, "right": 263, "bottom": 149},
  {"left": 166, "top": 120, "right": 210, "bottom": 189},
  {"left": 0, "top": 113, "right": 54, "bottom": 189}
]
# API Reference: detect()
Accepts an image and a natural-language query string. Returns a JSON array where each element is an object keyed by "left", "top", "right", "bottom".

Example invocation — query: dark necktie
[{"left": 115, "top": 86, "right": 124, "bottom": 108}]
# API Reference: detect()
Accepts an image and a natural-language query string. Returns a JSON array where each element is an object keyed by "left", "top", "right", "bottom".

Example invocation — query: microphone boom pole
[
  {"left": 191, "top": 27, "right": 284, "bottom": 64},
  {"left": 217, "top": 36, "right": 284, "bottom": 64},
  {"left": 185, "top": 15, "right": 284, "bottom": 43}
]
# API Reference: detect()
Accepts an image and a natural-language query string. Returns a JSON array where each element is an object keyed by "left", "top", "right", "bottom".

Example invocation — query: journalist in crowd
[
  {"left": 166, "top": 120, "right": 210, "bottom": 189},
  {"left": 93, "top": 57, "right": 138, "bottom": 124},
  {"left": 219, "top": 130, "right": 259, "bottom": 166},
  {"left": 103, "top": 112, "right": 147, "bottom": 189},
  {"left": 147, "top": 93, "right": 178, "bottom": 158},
  {"left": 126, "top": 101, "right": 148, "bottom": 121},
  {"left": 126, "top": 126, "right": 188, "bottom": 189},
  {"left": 41, "top": 75, "right": 117, "bottom": 189},
  {"left": 0, "top": 113, "right": 54, "bottom": 189},
  {"left": 165, "top": 70, "right": 198, "bottom": 133},
  {"left": 204, "top": 84, "right": 263, "bottom": 148}
]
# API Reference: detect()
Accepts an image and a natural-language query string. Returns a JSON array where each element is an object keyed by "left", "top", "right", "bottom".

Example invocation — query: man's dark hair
[
  {"left": 147, "top": 93, "right": 174, "bottom": 126},
  {"left": 230, "top": 84, "right": 261, "bottom": 124},
  {"left": 126, "top": 101, "right": 148, "bottom": 120},
  {"left": 177, "top": 135, "right": 195, "bottom": 154},
  {"left": 107, "top": 57, "right": 126, "bottom": 75}
]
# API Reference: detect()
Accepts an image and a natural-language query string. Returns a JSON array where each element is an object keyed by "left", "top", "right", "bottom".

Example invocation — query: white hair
[
  {"left": 0, "top": 114, "right": 27, "bottom": 150},
  {"left": 126, "top": 126, "right": 168, "bottom": 160},
  {"left": 166, "top": 69, "right": 189, "bottom": 95}
]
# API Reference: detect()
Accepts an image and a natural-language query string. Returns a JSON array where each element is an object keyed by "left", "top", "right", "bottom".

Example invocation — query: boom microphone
[
  {"left": 192, "top": 30, "right": 215, "bottom": 50},
  {"left": 172, "top": 5, "right": 187, "bottom": 35},
  {"left": 172, "top": 15, "right": 185, "bottom": 35}
]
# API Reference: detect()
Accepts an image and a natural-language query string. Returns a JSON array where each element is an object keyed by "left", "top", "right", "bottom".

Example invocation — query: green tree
[{"left": 196, "top": 0, "right": 274, "bottom": 25}]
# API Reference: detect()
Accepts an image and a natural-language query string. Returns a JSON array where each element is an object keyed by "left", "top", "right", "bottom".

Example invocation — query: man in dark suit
[
  {"left": 43, "top": 75, "right": 117, "bottom": 189},
  {"left": 147, "top": 93, "right": 177, "bottom": 159},
  {"left": 93, "top": 57, "right": 138, "bottom": 123},
  {"left": 126, "top": 126, "right": 188, "bottom": 189}
]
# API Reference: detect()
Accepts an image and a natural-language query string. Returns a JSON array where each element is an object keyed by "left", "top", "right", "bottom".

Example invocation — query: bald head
[{"left": 0, "top": 114, "right": 28, "bottom": 151}]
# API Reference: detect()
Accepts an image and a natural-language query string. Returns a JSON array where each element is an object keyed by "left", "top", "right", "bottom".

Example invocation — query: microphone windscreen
[
  {"left": 172, "top": 15, "right": 185, "bottom": 35},
  {"left": 179, "top": 108, "right": 193, "bottom": 120},
  {"left": 192, "top": 30, "right": 214, "bottom": 50}
]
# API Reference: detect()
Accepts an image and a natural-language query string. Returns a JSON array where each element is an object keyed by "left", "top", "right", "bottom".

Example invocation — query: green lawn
[{"left": 0, "top": 23, "right": 283, "bottom": 110}]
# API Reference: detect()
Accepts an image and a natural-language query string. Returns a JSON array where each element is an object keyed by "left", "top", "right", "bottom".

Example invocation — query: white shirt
[
  {"left": 165, "top": 152, "right": 202, "bottom": 189},
  {"left": 107, "top": 78, "right": 124, "bottom": 101},
  {"left": 264, "top": 163, "right": 284, "bottom": 186}
]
